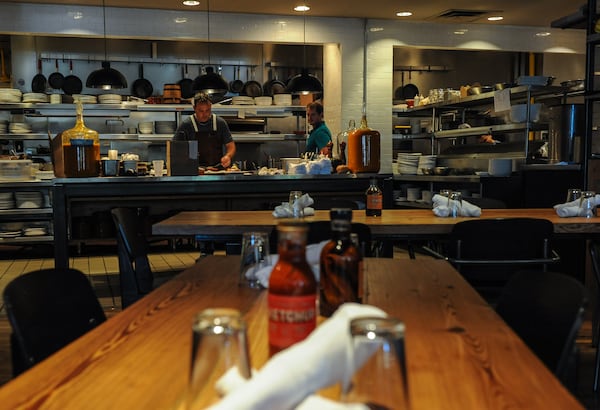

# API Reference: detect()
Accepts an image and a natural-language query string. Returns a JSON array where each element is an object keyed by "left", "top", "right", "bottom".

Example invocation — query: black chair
[
  {"left": 588, "top": 240, "right": 600, "bottom": 391},
  {"left": 3, "top": 268, "right": 107, "bottom": 376},
  {"left": 495, "top": 270, "right": 587, "bottom": 387},
  {"left": 424, "top": 218, "right": 560, "bottom": 303},
  {"left": 111, "top": 207, "right": 154, "bottom": 308}
]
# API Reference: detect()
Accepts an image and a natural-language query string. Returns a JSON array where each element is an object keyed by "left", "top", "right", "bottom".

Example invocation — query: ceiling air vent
[{"left": 431, "top": 9, "right": 498, "bottom": 23}]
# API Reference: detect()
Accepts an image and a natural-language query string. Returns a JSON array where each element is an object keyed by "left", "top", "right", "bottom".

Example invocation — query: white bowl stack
[
  {"left": 0, "top": 89, "right": 22, "bottom": 103},
  {"left": 15, "top": 191, "right": 43, "bottom": 209},
  {"left": 232, "top": 96, "right": 255, "bottom": 105},
  {"left": 396, "top": 152, "right": 421, "bottom": 175},
  {"left": 254, "top": 96, "right": 272, "bottom": 106},
  {"left": 138, "top": 121, "right": 154, "bottom": 134},
  {"left": 72, "top": 94, "right": 97, "bottom": 104},
  {"left": 273, "top": 94, "right": 292, "bottom": 106},
  {"left": 22, "top": 93, "right": 48, "bottom": 103},
  {"left": 98, "top": 94, "right": 122, "bottom": 104},
  {"left": 9, "top": 122, "right": 32, "bottom": 134}
]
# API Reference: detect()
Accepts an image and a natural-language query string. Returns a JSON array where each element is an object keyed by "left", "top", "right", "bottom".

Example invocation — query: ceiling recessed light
[
  {"left": 369, "top": 27, "right": 384, "bottom": 32},
  {"left": 487, "top": 16, "right": 504, "bottom": 21},
  {"left": 182, "top": 0, "right": 200, "bottom": 6},
  {"left": 536, "top": 32, "right": 551, "bottom": 37},
  {"left": 396, "top": 11, "right": 413, "bottom": 17},
  {"left": 294, "top": 5, "right": 310, "bottom": 12},
  {"left": 454, "top": 29, "right": 468, "bottom": 35},
  {"left": 175, "top": 17, "right": 188, "bottom": 23}
]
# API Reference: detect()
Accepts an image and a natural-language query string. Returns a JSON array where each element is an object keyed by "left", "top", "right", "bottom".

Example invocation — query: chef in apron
[{"left": 173, "top": 92, "right": 236, "bottom": 167}]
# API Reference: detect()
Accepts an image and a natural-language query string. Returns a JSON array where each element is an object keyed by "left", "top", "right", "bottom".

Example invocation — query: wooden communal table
[
  {"left": 0, "top": 256, "right": 582, "bottom": 409},
  {"left": 152, "top": 208, "right": 600, "bottom": 240}
]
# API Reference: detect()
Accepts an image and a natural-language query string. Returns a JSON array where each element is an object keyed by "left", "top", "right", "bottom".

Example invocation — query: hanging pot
[
  {"left": 31, "top": 59, "right": 47, "bottom": 93},
  {"left": 178, "top": 64, "right": 194, "bottom": 99},
  {"left": 263, "top": 68, "right": 286, "bottom": 96},
  {"left": 241, "top": 66, "right": 262, "bottom": 97},
  {"left": 48, "top": 59, "right": 64, "bottom": 90},
  {"left": 131, "top": 64, "right": 153, "bottom": 99},
  {"left": 62, "top": 60, "right": 82, "bottom": 95},
  {"left": 229, "top": 66, "right": 244, "bottom": 94}
]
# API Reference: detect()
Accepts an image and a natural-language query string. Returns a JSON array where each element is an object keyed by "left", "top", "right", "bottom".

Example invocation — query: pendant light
[
  {"left": 86, "top": 0, "right": 127, "bottom": 90},
  {"left": 192, "top": 0, "right": 229, "bottom": 100},
  {"left": 286, "top": 7, "right": 323, "bottom": 95}
]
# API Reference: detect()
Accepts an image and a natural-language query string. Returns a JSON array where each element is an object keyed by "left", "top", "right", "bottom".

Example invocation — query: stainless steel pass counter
[{"left": 52, "top": 173, "right": 392, "bottom": 269}]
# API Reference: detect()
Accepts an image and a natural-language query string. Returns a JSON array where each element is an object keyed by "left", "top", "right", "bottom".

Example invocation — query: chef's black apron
[{"left": 190, "top": 114, "right": 222, "bottom": 166}]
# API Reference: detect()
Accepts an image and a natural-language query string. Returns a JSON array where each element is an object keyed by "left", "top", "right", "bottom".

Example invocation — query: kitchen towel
[
  {"left": 273, "top": 193, "right": 315, "bottom": 218},
  {"left": 431, "top": 194, "right": 481, "bottom": 217},
  {"left": 554, "top": 194, "right": 600, "bottom": 217},
  {"left": 251, "top": 240, "right": 328, "bottom": 287},
  {"left": 207, "top": 303, "right": 387, "bottom": 410}
]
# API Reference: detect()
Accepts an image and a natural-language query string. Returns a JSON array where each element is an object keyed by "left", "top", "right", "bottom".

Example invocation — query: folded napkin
[
  {"left": 273, "top": 193, "right": 315, "bottom": 218},
  {"left": 553, "top": 195, "right": 600, "bottom": 217},
  {"left": 252, "top": 240, "right": 328, "bottom": 287},
  {"left": 207, "top": 303, "right": 387, "bottom": 410},
  {"left": 431, "top": 194, "right": 481, "bottom": 217},
  {"left": 289, "top": 158, "right": 332, "bottom": 175}
]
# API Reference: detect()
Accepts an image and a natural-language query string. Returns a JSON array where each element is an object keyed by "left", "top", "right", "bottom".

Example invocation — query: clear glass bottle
[
  {"left": 62, "top": 100, "right": 100, "bottom": 177},
  {"left": 319, "top": 208, "right": 361, "bottom": 317},
  {"left": 268, "top": 221, "right": 317, "bottom": 356},
  {"left": 365, "top": 178, "right": 383, "bottom": 216}
]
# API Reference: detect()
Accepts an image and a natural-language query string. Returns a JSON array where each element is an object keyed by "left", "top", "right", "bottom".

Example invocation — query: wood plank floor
[{"left": 0, "top": 243, "right": 598, "bottom": 409}]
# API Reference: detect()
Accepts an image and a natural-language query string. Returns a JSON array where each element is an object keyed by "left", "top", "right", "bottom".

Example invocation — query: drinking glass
[
  {"left": 566, "top": 188, "right": 582, "bottom": 203},
  {"left": 239, "top": 231, "right": 270, "bottom": 288},
  {"left": 289, "top": 190, "right": 304, "bottom": 218},
  {"left": 448, "top": 191, "right": 463, "bottom": 217},
  {"left": 342, "top": 317, "right": 409, "bottom": 409},
  {"left": 152, "top": 160, "right": 164, "bottom": 176},
  {"left": 579, "top": 191, "right": 597, "bottom": 218},
  {"left": 439, "top": 189, "right": 451, "bottom": 198},
  {"left": 187, "top": 308, "right": 251, "bottom": 409}
]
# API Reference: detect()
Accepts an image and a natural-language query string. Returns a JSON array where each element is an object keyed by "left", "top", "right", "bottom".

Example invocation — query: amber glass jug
[
  {"left": 347, "top": 113, "right": 380, "bottom": 173},
  {"left": 62, "top": 100, "right": 100, "bottom": 177}
]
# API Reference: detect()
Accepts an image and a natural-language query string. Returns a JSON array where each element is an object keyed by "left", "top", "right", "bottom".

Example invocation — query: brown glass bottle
[
  {"left": 365, "top": 178, "right": 383, "bottom": 216},
  {"left": 319, "top": 208, "right": 361, "bottom": 317},
  {"left": 268, "top": 221, "right": 317, "bottom": 356}
]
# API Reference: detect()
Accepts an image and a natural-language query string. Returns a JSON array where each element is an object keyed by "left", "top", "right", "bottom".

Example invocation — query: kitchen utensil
[
  {"left": 131, "top": 64, "right": 154, "bottom": 99},
  {"left": 263, "top": 68, "right": 286, "bottom": 96},
  {"left": 31, "top": 59, "right": 47, "bottom": 93},
  {"left": 48, "top": 59, "right": 64, "bottom": 89},
  {"left": 242, "top": 66, "right": 263, "bottom": 97},
  {"left": 62, "top": 60, "right": 82, "bottom": 95},
  {"left": 229, "top": 66, "right": 244, "bottom": 94},
  {"left": 178, "top": 64, "right": 194, "bottom": 99}
]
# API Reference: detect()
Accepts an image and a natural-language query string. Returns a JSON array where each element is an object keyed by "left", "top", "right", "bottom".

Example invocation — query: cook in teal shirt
[{"left": 306, "top": 101, "right": 332, "bottom": 154}]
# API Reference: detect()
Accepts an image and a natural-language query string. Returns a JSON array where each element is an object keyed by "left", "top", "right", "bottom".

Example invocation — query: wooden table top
[
  {"left": 152, "top": 208, "right": 600, "bottom": 238},
  {"left": 0, "top": 256, "right": 582, "bottom": 409}
]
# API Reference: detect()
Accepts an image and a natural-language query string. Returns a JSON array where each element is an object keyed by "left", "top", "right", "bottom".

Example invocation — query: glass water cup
[
  {"left": 448, "top": 191, "right": 463, "bottom": 217},
  {"left": 579, "top": 191, "right": 597, "bottom": 218},
  {"left": 239, "top": 231, "right": 270, "bottom": 288},
  {"left": 566, "top": 188, "right": 582, "bottom": 203},
  {"left": 289, "top": 190, "right": 304, "bottom": 218},
  {"left": 187, "top": 308, "right": 251, "bottom": 409}
]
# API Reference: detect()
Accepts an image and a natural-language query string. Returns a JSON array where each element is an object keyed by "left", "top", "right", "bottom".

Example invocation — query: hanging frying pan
[
  {"left": 131, "top": 64, "right": 153, "bottom": 99},
  {"left": 263, "top": 68, "right": 286, "bottom": 96},
  {"left": 62, "top": 60, "right": 82, "bottom": 95},
  {"left": 241, "top": 67, "right": 262, "bottom": 97},
  {"left": 178, "top": 64, "right": 194, "bottom": 99},
  {"left": 48, "top": 59, "right": 64, "bottom": 90},
  {"left": 402, "top": 83, "right": 419, "bottom": 99},
  {"left": 229, "top": 66, "right": 244, "bottom": 94},
  {"left": 31, "top": 59, "right": 47, "bottom": 93}
]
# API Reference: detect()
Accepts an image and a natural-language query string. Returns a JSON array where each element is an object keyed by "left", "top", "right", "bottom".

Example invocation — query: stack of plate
[
  {"left": 14, "top": 191, "right": 43, "bottom": 209},
  {"left": 155, "top": 121, "right": 176, "bottom": 134},
  {"left": 254, "top": 96, "right": 272, "bottom": 106},
  {"left": 273, "top": 94, "right": 292, "bottom": 106},
  {"left": 0, "top": 229, "right": 21, "bottom": 239},
  {"left": 9, "top": 122, "right": 32, "bottom": 134},
  {"left": 72, "top": 94, "right": 97, "bottom": 104},
  {"left": 0, "top": 121, "right": 7, "bottom": 134},
  {"left": 98, "top": 94, "right": 122, "bottom": 104},
  {"left": 22, "top": 93, "right": 49, "bottom": 103},
  {"left": 0, "top": 88, "right": 22, "bottom": 103},
  {"left": 417, "top": 155, "right": 437, "bottom": 174},
  {"left": 396, "top": 152, "right": 421, "bottom": 175},
  {"left": 232, "top": 96, "right": 255, "bottom": 105},
  {"left": 23, "top": 226, "right": 47, "bottom": 236},
  {"left": 138, "top": 121, "right": 154, "bottom": 134},
  {"left": 0, "top": 192, "right": 14, "bottom": 210}
]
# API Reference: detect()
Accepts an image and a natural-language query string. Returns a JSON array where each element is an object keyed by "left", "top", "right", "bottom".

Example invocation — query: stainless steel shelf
[
  {"left": 392, "top": 174, "right": 480, "bottom": 183},
  {"left": 434, "top": 122, "right": 546, "bottom": 139}
]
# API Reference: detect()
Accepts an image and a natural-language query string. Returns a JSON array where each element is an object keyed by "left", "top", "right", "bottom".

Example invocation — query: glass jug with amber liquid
[
  {"left": 62, "top": 100, "right": 100, "bottom": 177},
  {"left": 347, "top": 106, "right": 380, "bottom": 173}
]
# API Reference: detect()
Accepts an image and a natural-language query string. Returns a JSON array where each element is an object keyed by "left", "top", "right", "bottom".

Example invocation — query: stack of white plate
[
  {"left": 273, "top": 94, "right": 292, "bottom": 106},
  {"left": 254, "top": 96, "right": 272, "bottom": 106},
  {"left": 14, "top": 191, "right": 43, "bottom": 209},
  {"left": 98, "top": 94, "right": 122, "bottom": 104},
  {"left": 0, "top": 229, "right": 21, "bottom": 238},
  {"left": 396, "top": 152, "right": 421, "bottom": 175},
  {"left": 0, "top": 121, "right": 7, "bottom": 134},
  {"left": 0, "top": 88, "right": 22, "bottom": 103},
  {"left": 155, "top": 121, "right": 176, "bottom": 134},
  {"left": 22, "top": 93, "right": 49, "bottom": 103},
  {"left": 9, "top": 122, "right": 32, "bottom": 134},
  {"left": 23, "top": 226, "right": 47, "bottom": 236},
  {"left": 0, "top": 192, "right": 14, "bottom": 210},
  {"left": 232, "top": 96, "right": 255, "bottom": 105},
  {"left": 417, "top": 155, "right": 437, "bottom": 174},
  {"left": 138, "top": 121, "right": 154, "bottom": 134},
  {"left": 72, "top": 94, "right": 97, "bottom": 104}
]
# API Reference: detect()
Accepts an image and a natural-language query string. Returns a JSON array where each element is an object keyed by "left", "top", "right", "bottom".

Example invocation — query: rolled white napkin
[
  {"left": 273, "top": 194, "right": 315, "bottom": 218},
  {"left": 207, "top": 303, "right": 387, "bottom": 410},
  {"left": 252, "top": 240, "right": 328, "bottom": 287},
  {"left": 431, "top": 194, "right": 481, "bottom": 217},
  {"left": 553, "top": 195, "right": 600, "bottom": 217}
]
